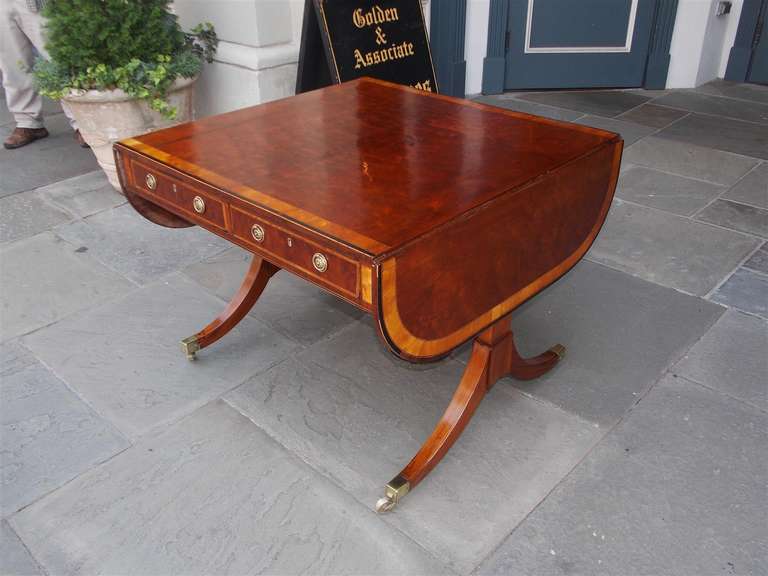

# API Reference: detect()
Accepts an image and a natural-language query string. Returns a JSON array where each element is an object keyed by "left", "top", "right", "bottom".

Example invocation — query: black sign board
[{"left": 296, "top": 0, "right": 438, "bottom": 94}]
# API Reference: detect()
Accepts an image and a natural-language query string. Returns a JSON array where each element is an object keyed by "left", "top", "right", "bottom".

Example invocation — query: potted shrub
[{"left": 33, "top": 0, "right": 217, "bottom": 190}]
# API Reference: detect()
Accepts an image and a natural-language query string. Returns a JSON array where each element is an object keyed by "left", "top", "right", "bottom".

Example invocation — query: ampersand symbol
[{"left": 375, "top": 26, "right": 387, "bottom": 45}]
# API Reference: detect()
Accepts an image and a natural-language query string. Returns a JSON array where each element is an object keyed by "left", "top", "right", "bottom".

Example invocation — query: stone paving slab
[
  {"left": 2, "top": 82, "right": 766, "bottom": 576},
  {"left": 623, "top": 136, "right": 759, "bottom": 186},
  {"left": 227, "top": 319, "right": 467, "bottom": 494},
  {"left": 477, "top": 375, "right": 768, "bottom": 576},
  {"left": 615, "top": 103, "right": 688, "bottom": 128},
  {"left": 183, "top": 247, "right": 365, "bottom": 347},
  {"left": 655, "top": 113, "right": 768, "bottom": 160},
  {"left": 652, "top": 91, "right": 768, "bottom": 124},
  {"left": 0, "top": 188, "right": 73, "bottom": 244},
  {"left": 458, "top": 260, "right": 724, "bottom": 426},
  {"left": 573, "top": 115, "right": 656, "bottom": 146},
  {"left": 0, "top": 520, "right": 42, "bottom": 576},
  {"left": 36, "top": 170, "right": 126, "bottom": 218},
  {"left": 589, "top": 200, "right": 761, "bottom": 295},
  {"left": 54, "top": 204, "right": 230, "bottom": 285},
  {"left": 723, "top": 163, "right": 768, "bottom": 210},
  {"left": 711, "top": 268, "right": 768, "bottom": 319},
  {"left": 10, "top": 400, "right": 449, "bottom": 576},
  {"left": 743, "top": 242, "right": 768, "bottom": 274},
  {"left": 0, "top": 232, "right": 134, "bottom": 342},
  {"left": 695, "top": 198, "right": 768, "bottom": 238},
  {"left": 22, "top": 273, "right": 299, "bottom": 439},
  {"left": 226, "top": 321, "right": 602, "bottom": 573},
  {"left": 516, "top": 90, "right": 651, "bottom": 117},
  {"left": 0, "top": 114, "right": 98, "bottom": 197},
  {"left": 616, "top": 165, "right": 725, "bottom": 216},
  {"left": 0, "top": 341, "right": 129, "bottom": 517},
  {"left": 673, "top": 310, "right": 767, "bottom": 411},
  {"left": 471, "top": 95, "right": 584, "bottom": 121},
  {"left": 693, "top": 79, "right": 768, "bottom": 104}
]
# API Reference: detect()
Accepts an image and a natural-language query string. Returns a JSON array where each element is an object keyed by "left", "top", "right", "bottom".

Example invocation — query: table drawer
[
  {"left": 173, "top": 184, "right": 227, "bottom": 230},
  {"left": 130, "top": 159, "right": 227, "bottom": 230},
  {"left": 131, "top": 159, "right": 175, "bottom": 201},
  {"left": 230, "top": 205, "right": 359, "bottom": 298}
]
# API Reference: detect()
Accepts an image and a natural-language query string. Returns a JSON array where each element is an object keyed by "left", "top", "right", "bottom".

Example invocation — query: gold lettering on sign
[
  {"left": 353, "top": 5, "right": 400, "bottom": 29},
  {"left": 347, "top": 3, "right": 429, "bottom": 91},
  {"left": 354, "top": 41, "right": 415, "bottom": 69}
]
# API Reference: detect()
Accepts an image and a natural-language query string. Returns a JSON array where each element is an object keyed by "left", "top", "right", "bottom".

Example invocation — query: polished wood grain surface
[
  {"left": 378, "top": 142, "right": 622, "bottom": 360},
  {"left": 120, "top": 77, "right": 618, "bottom": 256},
  {"left": 117, "top": 79, "right": 622, "bottom": 358}
]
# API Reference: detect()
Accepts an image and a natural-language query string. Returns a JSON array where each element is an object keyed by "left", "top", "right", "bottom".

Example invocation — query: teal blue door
[
  {"left": 747, "top": 1, "right": 768, "bottom": 83},
  {"left": 725, "top": 0, "right": 768, "bottom": 84},
  {"left": 504, "top": 0, "right": 656, "bottom": 89}
]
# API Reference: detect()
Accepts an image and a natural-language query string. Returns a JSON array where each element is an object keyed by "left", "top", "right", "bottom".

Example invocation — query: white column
[
  {"left": 718, "top": 0, "right": 744, "bottom": 77},
  {"left": 465, "top": 0, "right": 490, "bottom": 95},
  {"left": 667, "top": 0, "right": 740, "bottom": 88},
  {"left": 173, "top": 0, "right": 304, "bottom": 116}
]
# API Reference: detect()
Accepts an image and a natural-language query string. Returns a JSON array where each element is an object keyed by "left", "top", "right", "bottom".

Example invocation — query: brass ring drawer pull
[
  {"left": 251, "top": 224, "right": 265, "bottom": 243},
  {"left": 312, "top": 252, "right": 328, "bottom": 273},
  {"left": 192, "top": 196, "right": 206, "bottom": 214},
  {"left": 145, "top": 173, "right": 157, "bottom": 190}
]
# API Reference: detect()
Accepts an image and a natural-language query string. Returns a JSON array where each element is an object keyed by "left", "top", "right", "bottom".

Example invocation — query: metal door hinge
[{"left": 716, "top": 1, "right": 731, "bottom": 17}]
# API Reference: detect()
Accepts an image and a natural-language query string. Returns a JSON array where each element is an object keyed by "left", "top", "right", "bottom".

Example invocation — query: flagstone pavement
[{"left": 1, "top": 81, "right": 766, "bottom": 576}]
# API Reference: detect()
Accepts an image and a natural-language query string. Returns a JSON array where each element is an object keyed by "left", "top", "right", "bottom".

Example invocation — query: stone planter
[{"left": 62, "top": 76, "right": 197, "bottom": 190}]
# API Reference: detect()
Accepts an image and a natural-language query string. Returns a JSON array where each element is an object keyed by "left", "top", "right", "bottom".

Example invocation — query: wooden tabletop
[{"left": 123, "top": 78, "right": 619, "bottom": 258}]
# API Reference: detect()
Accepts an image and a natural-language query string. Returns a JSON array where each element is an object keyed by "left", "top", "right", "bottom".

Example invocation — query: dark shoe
[
  {"left": 74, "top": 129, "right": 90, "bottom": 148},
  {"left": 3, "top": 127, "right": 49, "bottom": 149}
]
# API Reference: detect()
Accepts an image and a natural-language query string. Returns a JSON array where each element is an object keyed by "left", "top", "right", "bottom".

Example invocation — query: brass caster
[
  {"left": 549, "top": 343, "right": 566, "bottom": 360},
  {"left": 180, "top": 335, "right": 201, "bottom": 361},
  {"left": 374, "top": 474, "right": 410, "bottom": 514},
  {"left": 375, "top": 495, "right": 396, "bottom": 513}
]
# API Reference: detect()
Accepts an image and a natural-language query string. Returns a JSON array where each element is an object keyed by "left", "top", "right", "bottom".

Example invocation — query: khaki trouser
[{"left": 0, "top": 0, "right": 76, "bottom": 129}]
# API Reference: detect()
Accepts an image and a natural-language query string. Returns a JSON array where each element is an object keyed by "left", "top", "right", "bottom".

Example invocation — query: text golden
[{"left": 353, "top": 5, "right": 399, "bottom": 29}]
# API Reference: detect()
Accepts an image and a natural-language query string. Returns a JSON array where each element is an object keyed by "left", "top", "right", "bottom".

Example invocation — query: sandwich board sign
[{"left": 296, "top": 0, "right": 438, "bottom": 94}]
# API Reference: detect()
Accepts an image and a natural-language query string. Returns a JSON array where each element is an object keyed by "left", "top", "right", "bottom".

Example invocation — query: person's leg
[
  {"left": 17, "top": 1, "right": 80, "bottom": 133},
  {"left": 0, "top": 0, "right": 45, "bottom": 129}
]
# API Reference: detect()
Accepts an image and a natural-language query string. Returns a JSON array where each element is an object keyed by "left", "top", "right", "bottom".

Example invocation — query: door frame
[
  {"left": 429, "top": 0, "right": 468, "bottom": 97},
  {"left": 725, "top": 0, "right": 766, "bottom": 81},
  {"left": 481, "top": 0, "right": 679, "bottom": 94}
]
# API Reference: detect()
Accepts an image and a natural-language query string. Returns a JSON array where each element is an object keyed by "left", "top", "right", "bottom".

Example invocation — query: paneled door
[
  {"left": 747, "top": 0, "right": 767, "bottom": 84},
  {"left": 504, "top": 0, "right": 656, "bottom": 89}
]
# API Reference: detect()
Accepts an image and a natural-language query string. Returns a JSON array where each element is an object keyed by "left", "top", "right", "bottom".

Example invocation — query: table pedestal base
[
  {"left": 375, "top": 314, "right": 565, "bottom": 513},
  {"left": 180, "top": 255, "right": 279, "bottom": 359},
  {"left": 178, "top": 260, "right": 564, "bottom": 513}
]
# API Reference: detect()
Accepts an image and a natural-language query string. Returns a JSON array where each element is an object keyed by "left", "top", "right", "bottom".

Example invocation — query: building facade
[{"left": 173, "top": 0, "right": 764, "bottom": 117}]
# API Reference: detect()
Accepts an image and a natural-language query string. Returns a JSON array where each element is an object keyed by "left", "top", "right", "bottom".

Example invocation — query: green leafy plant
[{"left": 33, "top": 0, "right": 217, "bottom": 119}]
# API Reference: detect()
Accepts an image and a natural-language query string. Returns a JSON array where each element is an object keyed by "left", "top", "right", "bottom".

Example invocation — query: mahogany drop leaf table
[{"left": 114, "top": 78, "right": 623, "bottom": 512}]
